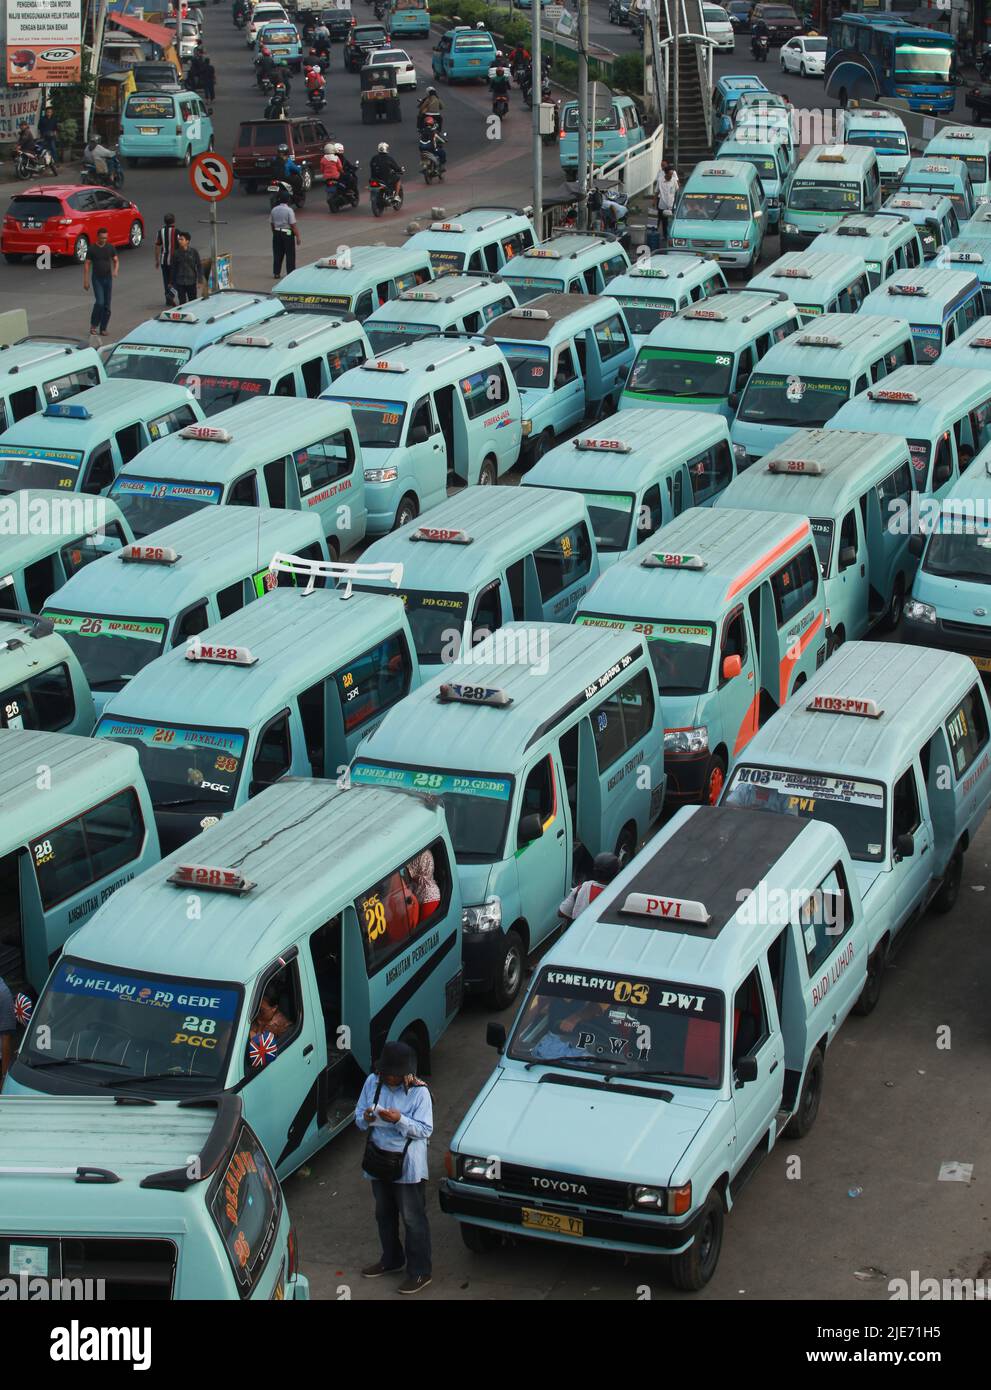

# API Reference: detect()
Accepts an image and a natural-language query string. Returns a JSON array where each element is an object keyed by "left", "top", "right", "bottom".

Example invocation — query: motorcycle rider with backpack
[{"left": 418, "top": 117, "right": 446, "bottom": 178}]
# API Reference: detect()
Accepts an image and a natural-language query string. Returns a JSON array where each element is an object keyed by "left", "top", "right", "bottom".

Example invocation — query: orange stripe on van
[
  {"left": 724, "top": 521, "right": 812, "bottom": 603},
  {"left": 779, "top": 610, "right": 824, "bottom": 705},
  {"left": 733, "top": 693, "right": 761, "bottom": 757}
]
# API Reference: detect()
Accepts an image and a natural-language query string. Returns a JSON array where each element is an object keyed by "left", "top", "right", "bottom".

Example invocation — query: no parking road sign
[{"left": 190, "top": 152, "right": 234, "bottom": 201}]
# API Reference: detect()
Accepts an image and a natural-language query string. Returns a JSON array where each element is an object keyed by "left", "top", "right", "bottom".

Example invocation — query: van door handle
[
  {"left": 860, "top": 564, "right": 866, "bottom": 577},
  {"left": 921, "top": 843, "right": 929, "bottom": 855},
  {"left": 303, "top": 1043, "right": 314, "bottom": 1056},
  {"left": 557, "top": 828, "right": 565, "bottom": 839},
  {"left": 769, "top": 1059, "right": 779, "bottom": 1073}
]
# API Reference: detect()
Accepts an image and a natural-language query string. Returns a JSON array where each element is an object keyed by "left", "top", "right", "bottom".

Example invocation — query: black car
[
  {"left": 608, "top": 0, "right": 631, "bottom": 23},
  {"left": 324, "top": 4, "right": 352, "bottom": 39},
  {"left": 131, "top": 61, "right": 183, "bottom": 89},
  {"left": 748, "top": 2, "right": 801, "bottom": 42},
  {"left": 344, "top": 21, "right": 388, "bottom": 71}
]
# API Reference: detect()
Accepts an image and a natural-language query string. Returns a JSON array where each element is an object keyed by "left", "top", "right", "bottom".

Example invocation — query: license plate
[
  {"left": 468, "top": 58, "right": 480, "bottom": 64},
  {"left": 594, "top": 140, "right": 604, "bottom": 148},
  {"left": 139, "top": 127, "right": 158, "bottom": 134},
  {"left": 23, "top": 219, "right": 41, "bottom": 228},
  {"left": 521, "top": 1207, "right": 584, "bottom": 1237},
  {"left": 972, "top": 655, "right": 991, "bottom": 672}
]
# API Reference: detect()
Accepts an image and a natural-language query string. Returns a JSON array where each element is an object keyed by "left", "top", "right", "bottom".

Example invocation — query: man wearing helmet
[
  {"left": 320, "top": 141, "right": 341, "bottom": 184},
  {"left": 416, "top": 84, "right": 443, "bottom": 135},
  {"left": 370, "top": 140, "right": 403, "bottom": 196},
  {"left": 418, "top": 115, "right": 446, "bottom": 175}
]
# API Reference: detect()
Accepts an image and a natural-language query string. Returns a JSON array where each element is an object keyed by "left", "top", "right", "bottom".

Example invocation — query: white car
[
  {"left": 364, "top": 47, "right": 418, "bottom": 91},
  {"left": 164, "top": 18, "right": 201, "bottom": 60},
  {"left": 779, "top": 35, "right": 827, "bottom": 76},
  {"left": 702, "top": 4, "right": 735, "bottom": 51},
  {"left": 248, "top": 3, "right": 289, "bottom": 44}
]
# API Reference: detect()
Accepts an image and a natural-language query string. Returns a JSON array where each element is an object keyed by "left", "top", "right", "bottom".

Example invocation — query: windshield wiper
[
  {"left": 153, "top": 797, "right": 213, "bottom": 809},
  {"left": 29, "top": 1055, "right": 129, "bottom": 1070},
  {"left": 604, "top": 1067, "right": 710, "bottom": 1083},
  {"left": 102, "top": 1070, "right": 196, "bottom": 1088}
]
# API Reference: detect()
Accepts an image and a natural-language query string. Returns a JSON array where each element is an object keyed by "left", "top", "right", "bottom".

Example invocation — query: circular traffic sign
[{"left": 190, "top": 152, "right": 234, "bottom": 202}]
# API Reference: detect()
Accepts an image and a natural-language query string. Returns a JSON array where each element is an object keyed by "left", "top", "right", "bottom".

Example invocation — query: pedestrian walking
[
  {"left": 201, "top": 54, "right": 216, "bottom": 103},
  {"left": 655, "top": 161, "right": 680, "bottom": 245},
  {"left": 270, "top": 197, "right": 300, "bottom": 279},
  {"left": 355, "top": 1039, "right": 434, "bottom": 1295},
  {"left": 0, "top": 975, "right": 17, "bottom": 1083},
  {"left": 82, "top": 226, "right": 118, "bottom": 345},
  {"left": 38, "top": 104, "right": 59, "bottom": 161},
  {"left": 155, "top": 212, "right": 179, "bottom": 306},
  {"left": 170, "top": 229, "right": 205, "bottom": 304}
]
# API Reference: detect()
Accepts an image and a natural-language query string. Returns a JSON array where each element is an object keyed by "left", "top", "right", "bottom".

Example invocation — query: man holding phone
[{"left": 355, "top": 1039, "right": 434, "bottom": 1294}]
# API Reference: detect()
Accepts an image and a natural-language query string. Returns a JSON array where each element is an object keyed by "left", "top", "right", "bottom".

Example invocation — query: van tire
[
  {"left": 614, "top": 822, "right": 637, "bottom": 868},
  {"left": 853, "top": 941, "right": 886, "bottom": 1016},
  {"left": 181, "top": 145, "right": 192, "bottom": 167},
  {"left": 326, "top": 537, "right": 340, "bottom": 561},
  {"left": 126, "top": 157, "right": 139, "bottom": 168},
  {"left": 703, "top": 752, "right": 727, "bottom": 805},
  {"left": 838, "top": 87, "right": 848, "bottom": 108},
  {"left": 460, "top": 1222, "right": 501, "bottom": 1253},
  {"left": 478, "top": 456, "right": 497, "bottom": 486},
  {"left": 393, "top": 494, "right": 418, "bottom": 529},
  {"left": 128, "top": 220, "right": 143, "bottom": 248},
  {"left": 530, "top": 429, "right": 554, "bottom": 466},
  {"left": 669, "top": 1190, "right": 723, "bottom": 1291},
  {"left": 784, "top": 1048, "right": 824, "bottom": 1138},
  {"left": 880, "top": 575, "right": 905, "bottom": 632},
  {"left": 490, "top": 930, "right": 524, "bottom": 1010},
  {"left": 931, "top": 848, "right": 963, "bottom": 915}
]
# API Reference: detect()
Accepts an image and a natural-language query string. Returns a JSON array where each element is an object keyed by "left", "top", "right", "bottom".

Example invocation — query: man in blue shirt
[
  {"left": 355, "top": 1039, "right": 434, "bottom": 1294},
  {"left": 0, "top": 976, "right": 17, "bottom": 1082}
]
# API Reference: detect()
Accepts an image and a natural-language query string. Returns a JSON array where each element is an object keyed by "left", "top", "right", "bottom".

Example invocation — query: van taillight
[
  {"left": 619, "top": 124, "right": 626, "bottom": 136},
  {"left": 287, "top": 1225, "right": 299, "bottom": 1278},
  {"left": 559, "top": 128, "right": 565, "bottom": 139}
]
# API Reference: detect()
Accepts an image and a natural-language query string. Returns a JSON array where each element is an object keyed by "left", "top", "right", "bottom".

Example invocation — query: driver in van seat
[
  {"left": 558, "top": 851, "right": 620, "bottom": 921},
  {"left": 252, "top": 985, "right": 292, "bottom": 1039}
]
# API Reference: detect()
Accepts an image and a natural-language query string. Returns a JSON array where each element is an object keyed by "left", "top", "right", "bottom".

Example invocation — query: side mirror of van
[
  {"left": 518, "top": 812, "right": 544, "bottom": 847},
  {"left": 486, "top": 1022, "right": 507, "bottom": 1052},
  {"left": 736, "top": 1056, "right": 758, "bottom": 1084},
  {"left": 408, "top": 424, "right": 429, "bottom": 445},
  {"left": 727, "top": 392, "right": 739, "bottom": 409},
  {"left": 908, "top": 533, "right": 926, "bottom": 558},
  {"left": 722, "top": 653, "right": 742, "bottom": 681},
  {"left": 895, "top": 831, "right": 915, "bottom": 860},
  {"left": 839, "top": 544, "right": 858, "bottom": 569}
]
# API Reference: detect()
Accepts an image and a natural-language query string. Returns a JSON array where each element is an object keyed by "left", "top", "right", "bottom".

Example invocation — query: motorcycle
[
  {"left": 306, "top": 84, "right": 327, "bottom": 111},
  {"left": 80, "top": 152, "right": 124, "bottom": 188},
  {"left": 327, "top": 160, "right": 360, "bottom": 212},
  {"left": 264, "top": 88, "right": 290, "bottom": 119},
  {"left": 420, "top": 142, "right": 445, "bottom": 183},
  {"left": 373, "top": 0, "right": 386, "bottom": 16},
  {"left": 522, "top": 72, "right": 551, "bottom": 109},
  {"left": 751, "top": 32, "right": 769, "bottom": 60},
  {"left": 979, "top": 44, "right": 991, "bottom": 81},
  {"left": 268, "top": 176, "right": 306, "bottom": 209},
  {"left": 234, "top": 8, "right": 246, "bottom": 25},
  {"left": 255, "top": 59, "right": 274, "bottom": 90},
  {"left": 493, "top": 91, "right": 509, "bottom": 118},
  {"left": 369, "top": 172, "right": 404, "bottom": 216},
  {"left": 14, "top": 142, "right": 57, "bottom": 179}
]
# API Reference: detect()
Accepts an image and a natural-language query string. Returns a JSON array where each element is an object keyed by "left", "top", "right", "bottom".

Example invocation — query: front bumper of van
[
  {"left": 902, "top": 607, "right": 991, "bottom": 674},
  {"left": 663, "top": 749, "right": 712, "bottom": 804},
  {"left": 439, "top": 1180, "right": 703, "bottom": 1255},
  {"left": 461, "top": 924, "right": 506, "bottom": 993}
]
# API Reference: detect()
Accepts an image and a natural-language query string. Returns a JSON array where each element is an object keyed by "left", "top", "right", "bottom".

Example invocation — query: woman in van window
[{"left": 407, "top": 850, "right": 440, "bottom": 921}]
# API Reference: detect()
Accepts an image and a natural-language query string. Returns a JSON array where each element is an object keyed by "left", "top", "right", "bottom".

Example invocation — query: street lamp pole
[
  {"left": 577, "top": 0, "right": 589, "bottom": 229},
  {"left": 532, "top": 2, "right": 543, "bottom": 234}
]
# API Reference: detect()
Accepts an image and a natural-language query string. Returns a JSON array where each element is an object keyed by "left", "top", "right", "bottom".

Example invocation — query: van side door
[
  {"left": 236, "top": 952, "right": 316, "bottom": 1173},
  {"left": 798, "top": 861, "right": 862, "bottom": 1038},
  {"left": 890, "top": 762, "right": 934, "bottom": 933},
  {"left": 833, "top": 504, "right": 870, "bottom": 639},
  {"left": 729, "top": 961, "right": 783, "bottom": 1171},
  {"left": 515, "top": 752, "right": 571, "bottom": 944},
  {"left": 592, "top": 310, "right": 632, "bottom": 409},
  {"left": 551, "top": 341, "right": 585, "bottom": 430},
  {"left": 720, "top": 603, "right": 758, "bottom": 755},
  {"left": 533, "top": 516, "right": 595, "bottom": 621}
]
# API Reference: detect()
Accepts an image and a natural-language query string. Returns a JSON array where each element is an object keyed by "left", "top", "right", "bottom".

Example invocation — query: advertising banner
[{"left": 5, "top": 0, "right": 82, "bottom": 85}]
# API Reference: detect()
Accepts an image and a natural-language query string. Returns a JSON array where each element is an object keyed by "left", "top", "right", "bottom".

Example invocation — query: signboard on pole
[
  {"left": 190, "top": 152, "right": 234, "bottom": 201},
  {"left": 0, "top": 82, "right": 42, "bottom": 141},
  {"left": 4, "top": 0, "right": 82, "bottom": 85},
  {"left": 556, "top": 8, "right": 576, "bottom": 34}
]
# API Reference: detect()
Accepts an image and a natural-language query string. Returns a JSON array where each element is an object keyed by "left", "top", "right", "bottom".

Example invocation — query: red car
[{"left": 2, "top": 184, "right": 145, "bottom": 265}]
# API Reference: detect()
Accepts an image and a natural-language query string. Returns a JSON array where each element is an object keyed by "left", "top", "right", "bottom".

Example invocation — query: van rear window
[
  {"left": 210, "top": 1123, "right": 282, "bottom": 1298},
  {"left": 239, "top": 122, "right": 288, "bottom": 146},
  {"left": 0, "top": 1237, "right": 176, "bottom": 1300},
  {"left": 453, "top": 33, "right": 496, "bottom": 47},
  {"left": 125, "top": 95, "right": 174, "bottom": 119},
  {"left": 563, "top": 107, "right": 619, "bottom": 131}
]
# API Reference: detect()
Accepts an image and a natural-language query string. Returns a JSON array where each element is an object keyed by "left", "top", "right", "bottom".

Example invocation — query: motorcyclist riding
[
  {"left": 312, "top": 18, "right": 330, "bottom": 51},
  {"left": 490, "top": 60, "right": 511, "bottom": 95},
  {"left": 320, "top": 141, "right": 342, "bottom": 183},
  {"left": 275, "top": 142, "right": 304, "bottom": 198},
  {"left": 417, "top": 85, "right": 443, "bottom": 134},
  {"left": 751, "top": 16, "right": 770, "bottom": 55},
  {"left": 418, "top": 116, "right": 447, "bottom": 171},
  {"left": 84, "top": 136, "right": 114, "bottom": 179},
  {"left": 305, "top": 64, "right": 325, "bottom": 93},
  {"left": 370, "top": 140, "right": 403, "bottom": 195}
]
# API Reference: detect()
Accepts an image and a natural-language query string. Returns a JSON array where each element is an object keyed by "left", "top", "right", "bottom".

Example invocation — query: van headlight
[
  {"left": 783, "top": 221, "right": 798, "bottom": 233},
  {"left": 521, "top": 419, "right": 533, "bottom": 436},
  {"left": 631, "top": 1185, "right": 665, "bottom": 1208},
  {"left": 665, "top": 726, "right": 708, "bottom": 754},
  {"left": 733, "top": 441, "right": 748, "bottom": 461},
  {"left": 461, "top": 1155, "right": 497, "bottom": 1180},
  {"left": 729, "top": 239, "right": 746, "bottom": 248},
  {"left": 905, "top": 598, "right": 937, "bottom": 625},
  {"left": 670, "top": 237, "right": 687, "bottom": 247},
  {"left": 364, "top": 467, "right": 398, "bottom": 482},
  {"left": 462, "top": 897, "right": 502, "bottom": 933}
]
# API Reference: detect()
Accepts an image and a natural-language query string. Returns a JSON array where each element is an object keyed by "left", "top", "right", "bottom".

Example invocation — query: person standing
[
  {"left": 355, "top": 1040, "right": 433, "bottom": 1295},
  {"left": 270, "top": 196, "right": 300, "bottom": 279},
  {"left": 0, "top": 975, "right": 16, "bottom": 1083},
  {"left": 155, "top": 212, "right": 179, "bottom": 306},
  {"left": 171, "top": 229, "right": 204, "bottom": 303},
  {"left": 38, "top": 104, "right": 59, "bottom": 161},
  {"left": 655, "top": 161, "right": 680, "bottom": 245},
  {"left": 201, "top": 54, "right": 216, "bottom": 104},
  {"left": 82, "top": 226, "right": 118, "bottom": 345}
]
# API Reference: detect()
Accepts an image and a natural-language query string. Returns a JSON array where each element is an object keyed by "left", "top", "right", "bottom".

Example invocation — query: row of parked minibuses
[{"left": 6, "top": 169, "right": 991, "bottom": 1295}]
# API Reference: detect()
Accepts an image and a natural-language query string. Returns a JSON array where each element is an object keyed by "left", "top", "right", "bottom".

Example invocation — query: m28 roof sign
[{"left": 5, "top": 0, "right": 82, "bottom": 84}]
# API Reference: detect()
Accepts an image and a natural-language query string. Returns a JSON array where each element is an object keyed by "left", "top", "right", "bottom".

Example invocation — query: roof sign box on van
[
  {"left": 817, "top": 150, "right": 847, "bottom": 162},
  {"left": 362, "top": 359, "right": 409, "bottom": 373},
  {"left": 411, "top": 526, "right": 473, "bottom": 544},
  {"left": 797, "top": 333, "right": 842, "bottom": 347},
  {"left": 642, "top": 552, "right": 706, "bottom": 570},
  {"left": 922, "top": 164, "right": 951, "bottom": 173},
  {"left": 888, "top": 284, "right": 927, "bottom": 296},
  {"left": 119, "top": 544, "right": 181, "bottom": 565},
  {"left": 158, "top": 308, "right": 199, "bottom": 324},
  {"left": 511, "top": 307, "right": 550, "bottom": 319},
  {"left": 867, "top": 388, "right": 919, "bottom": 403},
  {"left": 167, "top": 864, "right": 256, "bottom": 894},
  {"left": 887, "top": 198, "right": 923, "bottom": 209},
  {"left": 621, "top": 892, "right": 712, "bottom": 925},
  {"left": 437, "top": 682, "right": 513, "bottom": 707},
  {"left": 702, "top": 167, "right": 732, "bottom": 177},
  {"left": 180, "top": 424, "right": 232, "bottom": 442},
  {"left": 224, "top": 334, "right": 272, "bottom": 348},
  {"left": 767, "top": 457, "right": 824, "bottom": 475},
  {"left": 316, "top": 254, "right": 352, "bottom": 269},
  {"left": 773, "top": 267, "right": 813, "bottom": 279},
  {"left": 944, "top": 130, "right": 975, "bottom": 140},
  {"left": 837, "top": 224, "right": 869, "bottom": 235},
  {"left": 523, "top": 248, "right": 560, "bottom": 259},
  {"left": 400, "top": 288, "right": 443, "bottom": 301},
  {"left": 573, "top": 436, "right": 631, "bottom": 453},
  {"left": 949, "top": 251, "right": 984, "bottom": 264},
  {"left": 631, "top": 267, "right": 670, "bottom": 279},
  {"left": 429, "top": 221, "right": 466, "bottom": 232},
  {"left": 807, "top": 694, "right": 883, "bottom": 718},
  {"left": 44, "top": 402, "right": 91, "bottom": 419},
  {"left": 969, "top": 337, "right": 991, "bottom": 349},
  {"left": 185, "top": 639, "right": 258, "bottom": 666},
  {"left": 684, "top": 307, "right": 726, "bottom": 321}
]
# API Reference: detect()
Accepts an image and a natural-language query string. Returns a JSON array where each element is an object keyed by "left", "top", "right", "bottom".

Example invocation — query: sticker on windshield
[
  {"left": 47, "top": 613, "right": 166, "bottom": 642},
  {"left": 112, "top": 343, "right": 190, "bottom": 359},
  {"left": 96, "top": 717, "right": 245, "bottom": 756},
  {"left": 53, "top": 964, "right": 238, "bottom": 1017},
  {"left": 351, "top": 762, "right": 512, "bottom": 800},
  {"left": 785, "top": 375, "right": 806, "bottom": 402},
  {"left": 112, "top": 479, "right": 222, "bottom": 504}
]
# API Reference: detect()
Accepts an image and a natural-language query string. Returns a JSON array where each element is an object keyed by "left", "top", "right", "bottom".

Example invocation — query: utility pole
[
  {"left": 577, "top": 0, "right": 589, "bottom": 230},
  {"left": 83, "top": 0, "right": 109, "bottom": 142},
  {"left": 671, "top": 0, "right": 680, "bottom": 171},
  {"left": 532, "top": 2, "right": 543, "bottom": 236}
]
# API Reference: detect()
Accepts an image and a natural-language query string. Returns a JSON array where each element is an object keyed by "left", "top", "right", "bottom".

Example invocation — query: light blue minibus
[
  {"left": 857, "top": 264, "right": 983, "bottom": 361},
  {"left": 362, "top": 275, "right": 518, "bottom": 354},
  {"left": 119, "top": 88, "right": 214, "bottom": 166},
  {"left": 810, "top": 209, "right": 924, "bottom": 286},
  {"left": 0, "top": 615, "right": 95, "bottom": 737},
  {"left": 607, "top": 255, "right": 728, "bottom": 348},
  {"left": 0, "top": 338, "right": 104, "bottom": 433},
  {"left": 403, "top": 208, "right": 537, "bottom": 276},
  {"left": 747, "top": 250, "right": 871, "bottom": 323},
  {"left": 104, "top": 293, "right": 285, "bottom": 385},
  {"left": 275, "top": 246, "right": 434, "bottom": 318}
]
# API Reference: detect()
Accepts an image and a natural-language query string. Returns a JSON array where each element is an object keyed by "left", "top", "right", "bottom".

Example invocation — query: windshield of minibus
[
  {"left": 500, "top": 276, "right": 565, "bottom": 305},
  {"left": 810, "top": 518, "right": 834, "bottom": 573},
  {"left": 894, "top": 42, "right": 953, "bottom": 84},
  {"left": 724, "top": 764, "right": 887, "bottom": 860},
  {"left": 922, "top": 524, "right": 991, "bottom": 582},
  {"left": 95, "top": 717, "right": 247, "bottom": 811},
  {"left": 105, "top": 343, "right": 192, "bottom": 383},
  {"left": 614, "top": 295, "right": 677, "bottom": 335},
  {"left": 727, "top": 154, "right": 779, "bottom": 180},
  {"left": 177, "top": 373, "right": 269, "bottom": 416},
  {"left": 580, "top": 491, "right": 636, "bottom": 552},
  {"left": 493, "top": 341, "right": 553, "bottom": 389},
  {"left": 353, "top": 583, "right": 467, "bottom": 661},
  {"left": 846, "top": 130, "right": 909, "bottom": 154},
  {"left": 627, "top": 347, "right": 734, "bottom": 400},
  {"left": 509, "top": 967, "right": 724, "bottom": 1085},
  {"left": 575, "top": 613, "right": 714, "bottom": 694},
  {"left": 738, "top": 371, "right": 850, "bottom": 427},
  {"left": 43, "top": 610, "right": 168, "bottom": 690},
  {"left": 789, "top": 179, "right": 862, "bottom": 213},
  {"left": 428, "top": 249, "right": 466, "bottom": 275},
  {"left": 109, "top": 476, "right": 223, "bottom": 538},
  {"left": 21, "top": 958, "right": 241, "bottom": 1088},
  {"left": 280, "top": 292, "right": 352, "bottom": 313},
  {"left": 365, "top": 320, "right": 439, "bottom": 354},
  {"left": 0, "top": 446, "right": 83, "bottom": 494},
  {"left": 351, "top": 760, "right": 512, "bottom": 860},
  {"left": 324, "top": 396, "right": 406, "bottom": 447},
  {"left": 678, "top": 191, "right": 751, "bottom": 221},
  {"left": 947, "top": 152, "right": 989, "bottom": 185}
]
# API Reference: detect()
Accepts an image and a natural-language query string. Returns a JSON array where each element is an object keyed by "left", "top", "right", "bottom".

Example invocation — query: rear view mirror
[
  {"left": 517, "top": 812, "right": 543, "bottom": 847},
  {"left": 736, "top": 1057, "right": 758, "bottom": 1084},
  {"left": 408, "top": 424, "right": 429, "bottom": 444},
  {"left": 722, "top": 653, "right": 742, "bottom": 680},
  {"left": 839, "top": 544, "right": 857, "bottom": 568},
  {"left": 908, "top": 533, "right": 926, "bottom": 558},
  {"left": 727, "top": 392, "right": 739, "bottom": 409},
  {"left": 486, "top": 1022, "right": 507, "bottom": 1052},
  {"left": 895, "top": 831, "right": 915, "bottom": 860}
]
